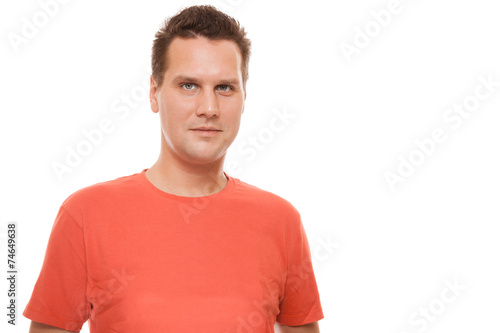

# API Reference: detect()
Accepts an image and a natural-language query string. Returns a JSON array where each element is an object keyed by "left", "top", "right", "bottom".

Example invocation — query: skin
[
  {"left": 145, "top": 36, "right": 246, "bottom": 197},
  {"left": 29, "top": 35, "right": 320, "bottom": 333}
]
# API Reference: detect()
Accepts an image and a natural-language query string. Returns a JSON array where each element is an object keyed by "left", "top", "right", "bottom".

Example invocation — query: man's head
[
  {"left": 151, "top": 5, "right": 251, "bottom": 90},
  {"left": 149, "top": 6, "right": 251, "bottom": 167}
]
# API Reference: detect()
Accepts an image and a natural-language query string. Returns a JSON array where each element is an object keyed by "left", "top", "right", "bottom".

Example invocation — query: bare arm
[
  {"left": 29, "top": 321, "right": 79, "bottom": 333},
  {"left": 277, "top": 321, "right": 320, "bottom": 333}
]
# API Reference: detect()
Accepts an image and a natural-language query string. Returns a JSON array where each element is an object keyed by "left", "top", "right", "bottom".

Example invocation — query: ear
[
  {"left": 150, "top": 75, "right": 159, "bottom": 113},
  {"left": 242, "top": 90, "right": 246, "bottom": 114}
]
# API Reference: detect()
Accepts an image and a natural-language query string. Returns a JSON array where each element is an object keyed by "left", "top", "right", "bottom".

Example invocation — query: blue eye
[
  {"left": 182, "top": 83, "right": 196, "bottom": 90},
  {"left": 218, "top": 85, "right": 232, "bottom": 92}
]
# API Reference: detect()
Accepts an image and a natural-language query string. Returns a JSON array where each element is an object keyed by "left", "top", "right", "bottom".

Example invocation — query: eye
[
  {"left": 218, "top": 85, "right": 232, "bottom": 92},
  {"left": 181, "top": 83, "right": 196, "bottom": 90}
]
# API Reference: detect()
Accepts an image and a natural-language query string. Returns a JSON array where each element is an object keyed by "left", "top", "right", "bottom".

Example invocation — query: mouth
[
  {"left": 190, "top": 127, "right": 222, "bottom": 136},
  {"left": 191, "top": 127, "right": 221, "bottom": 131}
]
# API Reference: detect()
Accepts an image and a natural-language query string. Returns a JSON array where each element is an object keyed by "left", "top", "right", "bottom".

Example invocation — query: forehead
[{"left": 165, "top": 36, "right": 243, "bottom": 80}]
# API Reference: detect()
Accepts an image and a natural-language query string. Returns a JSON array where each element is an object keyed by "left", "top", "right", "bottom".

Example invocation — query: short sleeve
[
  {"left": 23, "top": 205, "right": 91, "bottom": 332},
  {"left": 276, "top": 214, "right": 324, "bottom": 326}
]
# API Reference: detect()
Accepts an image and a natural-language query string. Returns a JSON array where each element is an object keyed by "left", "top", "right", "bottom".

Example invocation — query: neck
[{"left": 145, "top": 146, "right": 228, "bottom": 198}]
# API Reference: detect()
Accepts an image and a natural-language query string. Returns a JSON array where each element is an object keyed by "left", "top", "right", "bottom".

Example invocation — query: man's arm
[
  {"left": 29, "top": 321, "right": 79, "bottom": 333},
  {"left": 277, "top": 321, "right": 320, "bottom": 333}
]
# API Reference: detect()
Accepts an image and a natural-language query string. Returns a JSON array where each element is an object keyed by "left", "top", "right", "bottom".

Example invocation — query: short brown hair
[{"left": 151, "top": 5, "right": 251, "bottom": 89}]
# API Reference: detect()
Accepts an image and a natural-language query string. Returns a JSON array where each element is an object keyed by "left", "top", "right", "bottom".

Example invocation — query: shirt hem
[
  {"left": 275, "top": 309, "right": 325, "bottom": 326},
  {"left": 23, "top": 306, "right": 84, "bottom": 332}
]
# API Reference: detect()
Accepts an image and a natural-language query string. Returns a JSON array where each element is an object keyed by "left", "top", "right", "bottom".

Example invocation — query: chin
[{"left": 181, "top": 152, "right": 225, "bottom": 165}]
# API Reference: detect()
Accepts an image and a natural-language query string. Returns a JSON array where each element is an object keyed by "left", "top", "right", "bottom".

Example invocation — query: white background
[{"left": 1, "top": 0, "right": 499, "bottom": 332}]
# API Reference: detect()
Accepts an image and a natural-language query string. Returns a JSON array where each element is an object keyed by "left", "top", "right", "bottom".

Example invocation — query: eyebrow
[{"left": 172, "top": 75, "right": 240, "bottom": 86}]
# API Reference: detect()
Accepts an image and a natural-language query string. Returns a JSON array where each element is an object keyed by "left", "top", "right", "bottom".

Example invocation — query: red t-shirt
[{"left": 23, "top": 169, "right": 324, "bottom": 332}]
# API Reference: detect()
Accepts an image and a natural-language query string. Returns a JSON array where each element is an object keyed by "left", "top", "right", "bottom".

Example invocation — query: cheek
[
  {"left": 161, "top": 96, "right": 192, "bottom": 128},
  {"left": 223, "top": 97, "right": 244, "bottom": 118},
  {"left": 225, "top": 110, "right": 242, "bottom": 136},
  {"left": 231, "top": 100, "right": 244, "bottom": 122}
]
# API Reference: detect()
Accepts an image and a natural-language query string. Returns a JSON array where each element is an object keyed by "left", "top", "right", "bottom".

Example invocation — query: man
[{"left": 24, "top": 5, "right": 324, "bottom": 332}]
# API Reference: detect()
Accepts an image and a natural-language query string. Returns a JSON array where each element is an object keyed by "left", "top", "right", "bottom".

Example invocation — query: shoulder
[
  {"left": 231, "top": 176, "right": 301, "bottom": 220},
  {"left": 60, "top": 171, "right": 142, "bottom": 212}
]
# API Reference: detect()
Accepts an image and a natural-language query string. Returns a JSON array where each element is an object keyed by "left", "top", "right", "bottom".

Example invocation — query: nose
[{"left": 196, "top": 88, "right": 219, "bottom": 118}]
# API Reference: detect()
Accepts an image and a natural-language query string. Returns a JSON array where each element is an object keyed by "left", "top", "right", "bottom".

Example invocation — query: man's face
[{"left": 150, "top": 36, "right": 246, "bottom": 166}]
